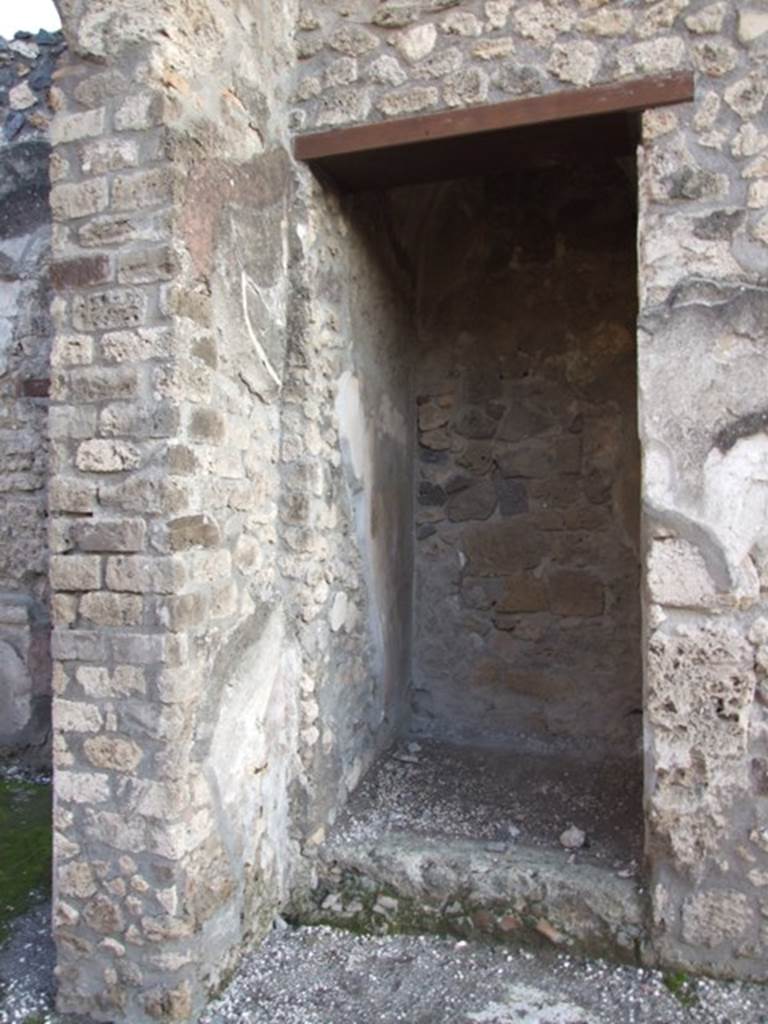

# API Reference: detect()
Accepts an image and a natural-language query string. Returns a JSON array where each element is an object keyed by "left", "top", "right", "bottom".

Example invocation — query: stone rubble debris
[{"left": 559, "top": 826, "right": 587, "bottom": 851}]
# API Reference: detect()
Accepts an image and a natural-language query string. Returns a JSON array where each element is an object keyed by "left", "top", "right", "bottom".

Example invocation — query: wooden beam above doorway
[{"left": 293, "top": 72, "right": 694, "bottom": 192}]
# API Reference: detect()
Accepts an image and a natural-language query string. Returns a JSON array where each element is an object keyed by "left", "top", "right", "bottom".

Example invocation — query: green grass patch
[
  {"left": 662, "top": 969, "right": 699, "bottom": 1008},
  {"left": 0, "top": 777, "right": 52, "bottom": 945}
]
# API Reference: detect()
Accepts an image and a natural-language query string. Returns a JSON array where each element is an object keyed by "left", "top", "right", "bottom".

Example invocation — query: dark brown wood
[
  {"left": 293, "top": 73, "right": 694, "bottom": 191},
  {"left": 295, "top": 74, "right": 693, "bottom": 161}
]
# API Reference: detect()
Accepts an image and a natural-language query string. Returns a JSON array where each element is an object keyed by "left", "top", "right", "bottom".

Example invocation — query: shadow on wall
[{"left": 0, "top": 29, "right": 66, "bottom": 763}]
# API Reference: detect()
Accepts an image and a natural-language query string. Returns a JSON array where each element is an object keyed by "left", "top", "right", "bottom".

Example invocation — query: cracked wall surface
[{"left": 40, "top": 0, "right": 768, "bottom": 1018}]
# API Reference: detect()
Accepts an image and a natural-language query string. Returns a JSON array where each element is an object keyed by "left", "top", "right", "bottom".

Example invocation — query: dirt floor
[{"left": 331, "top": 740, "right": 644, "bottom": 870}]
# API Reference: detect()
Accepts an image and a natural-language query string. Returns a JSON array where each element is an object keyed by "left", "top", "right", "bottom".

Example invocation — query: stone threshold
[{"left": 291, "top": 831, "right": 647, "bottom": 965}]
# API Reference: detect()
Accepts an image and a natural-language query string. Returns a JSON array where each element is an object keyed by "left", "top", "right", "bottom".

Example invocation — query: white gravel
[{"left": 3, "top": 907, "right": 767, "bottom": 1024}]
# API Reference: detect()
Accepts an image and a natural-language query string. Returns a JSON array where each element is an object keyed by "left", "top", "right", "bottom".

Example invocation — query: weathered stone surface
[{"left": 33, "top": 0, "right": 768, "bottom": 1014}]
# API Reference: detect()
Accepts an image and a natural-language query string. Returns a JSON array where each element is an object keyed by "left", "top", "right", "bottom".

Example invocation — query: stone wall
[
  {"left": 407, "top": 165, "right": 641, "bottom": 752},
  {"left": 44, "top": 0, "right": 768, "bottom": 1017},
  {"left": 290, "top": 0, "right": 768, "bottom": 983},
  {"left": 47, "top": 1, "right": 305, "bottom": 1019},
  {"left": 0, "top": 30, "right": 62, "bottom": 760},
  {"left": 288, "top": 185, "right": 414, "bottom": 843}
]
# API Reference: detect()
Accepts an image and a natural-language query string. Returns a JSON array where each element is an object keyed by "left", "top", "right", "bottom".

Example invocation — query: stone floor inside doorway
[{"left": 325, "top": 740, "right": 644, "bottom": 869}]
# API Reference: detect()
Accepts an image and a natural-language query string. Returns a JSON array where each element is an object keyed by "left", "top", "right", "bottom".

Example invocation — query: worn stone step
[{"left": 291, "top": 832, "right": 647, "bottom": 964}]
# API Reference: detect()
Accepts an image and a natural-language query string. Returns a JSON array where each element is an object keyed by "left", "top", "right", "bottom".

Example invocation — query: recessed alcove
[
  {"left": 292, "top": 77, "right": 693, "bottom": 950},
  {"left": 326, "top": 155, "right": 643, "bottom": 858}
]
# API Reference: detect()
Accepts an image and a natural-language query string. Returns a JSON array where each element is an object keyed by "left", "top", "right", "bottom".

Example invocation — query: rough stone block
[
  {"left": 55, "top": 700, "right": 103, "bottom": 734},
  {"left": 76, "top": 439, "right": 141, "bottom": 473},
  {"left": 548, "top": 571, "right": 604, "bottom": 617},
  {"left": 49, "top": 478, "right": 97, "bottom": 513},
  {"left": 51, "top": 255, "right": 112, "bottom": 290},
  {"left": 117, "top": 245, "right": 177, "bottom": 284},
  {"left": 83, "top": 734, "right": 143, "bottom": 772},
  {"left": 80, "top": 591, "right": 143, "bottom": 627},
  {"left": 50, "top": 554, "right": 102, "bottom": 592},
  {"left": 76, "top": 518, "right": 147, "bottom": 553},
  {"left": 114, "top": 92, "right": 162, "bottom": 131},
  {"left": 51, "top": 107, "right": 105, "bottom": 145},
  {"left": 111, "top": 169, "right": 172, "bottom": 212},
  {"left": 682, "top": 890, "right": 752, "bottom": 947},
  {"left": 464, "top": 521, "right": 546, "bottom": 575},
  {"left": 106, "top": 555, "right": 185, "bottom": 594},
  {"left": 167, "top": 515, "right": 220, "bottom": 551},
  {"left": 81, "top": 138, "right": 140, "bottom": 175},
  {"left": 72, "top": 289, "right": 147, "bottom": 333},
  {"left": 445, "top": 479, "right": 496, "bottom": 521},
  {"left": 50, "top": 179, "right": 108, "bottom": 221},
  {"left": 52, "top": 629, "right": 109, "bottom": 662},
  {"left": 497, "top": 574, "right": 549, "bottom": 613}
]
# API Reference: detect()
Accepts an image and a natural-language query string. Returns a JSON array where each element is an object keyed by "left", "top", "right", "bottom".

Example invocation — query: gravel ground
[
  {"left": 0, "top": 903, "right": 58, "bottom": 1024},
  {"left": 202, "top": 925, "right": 768, "bottom": 1024},
  {"left": 3, "top": 908, "right": 767, "bottom": 1024}
]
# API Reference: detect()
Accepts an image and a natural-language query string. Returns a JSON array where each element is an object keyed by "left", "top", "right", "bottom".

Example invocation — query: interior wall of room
[
  {"left": 401, "top": 165, "right": 642, "bottom": 753},
  {"left": 284, "top": 179, "right": 416, "bottom": 843}
]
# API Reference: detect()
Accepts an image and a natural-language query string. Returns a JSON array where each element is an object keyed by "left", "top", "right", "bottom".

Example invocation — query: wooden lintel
[{"left": 294, "top": 73, "right": 695, "bottom": 164}]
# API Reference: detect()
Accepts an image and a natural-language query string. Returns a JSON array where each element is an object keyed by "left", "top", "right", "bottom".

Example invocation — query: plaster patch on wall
[{"left": 242, "top": 270, "right": 283, "bottom": 392}]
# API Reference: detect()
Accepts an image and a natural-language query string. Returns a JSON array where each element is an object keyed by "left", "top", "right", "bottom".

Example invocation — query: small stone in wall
[
  {"left": 418, "top": 399, "right": 451, "bottom": 432},
  {"left": 317, "top": 87, "right": 372, "bottom": 127},
  {"left": 547, "top": 41, "right": 599, "bottom": 87},
  {"left": 496, "top": 478, "right": 528, "bottom": 517},
  {"left": 329, "top": 24, "right": 380, "bottom": 57},
  {"left": 377, "top": 85, "right": 439, "bottom": 116},
  {"left": 493, "top": 62, "right": 545, "bottom": 97},
  {"left": 472, "top": 38, "right": 516, "bottom": 60},
  {"left": 496, "top": 574, "right": 548, "bottom": 613},
  {"left": 685, "top": 2, "right": 727, "bottom": 35},
  {"left": 330, "top": 591, "right": 347, "bottom": 632},
  {"left": 443, "top": 67, "right": 489, "bottom": 107},
  {"left": 418, "top": 481, "right": 446, "bottom": 506},
  {"left": 693, "top": 40, "right": 739, "bottom": 77},
  {"left": 8, "top": 81, "right": 37, "bottom": 111},
  {"left": 325, "top": 57, "right": 358, "bottom": 87},
  {"left": 372, "top": 4, "right": 419, "bottom": 28},
  {"left": 441, "top": 11, "right": 482, "bottom": 36},
  {"left": 395, "top": 23, "right": 438, "bottom": 63},
  {"left": 453, "top": 406, "right": 498, "bottom": 440},
  {"left": 725, "top": 74, "right": 768, "bottom": 118},
  {"left": 617, "top": 36, "right": 686, "bottom": 76},
  {"left": 739, "top": 8, "right": 768, "bottom": 43},
  {"left": 409, "top": 46, "right": 461, "bottom": 81},
  {"left": 548, "top": 571, "right": 604, "bottom": 617},
  {"left": 485, "top": 0, "right": 510, "bottom": 30},
  {"left": 297, "top": 7, "right": 320, "bottom": 31},
  {"left": 456, "top": 443, "right": 493, "bottom": 475},
  {"left": 367, "top": 54, "right": 407, "bottom": 86},
  {"left": 580, "top": 8, "right": 633, "bottom": 36},
  {"left": 513, "top": 2, "right": 574, "bottom": 46},
  {"left": 446, "top": 479, "right": 496, "bottom": 521}
]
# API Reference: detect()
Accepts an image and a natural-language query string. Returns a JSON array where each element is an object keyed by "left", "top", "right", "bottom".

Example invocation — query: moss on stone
[{"left": 0, "top": 778, "right": 52, "bottom": 944}]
